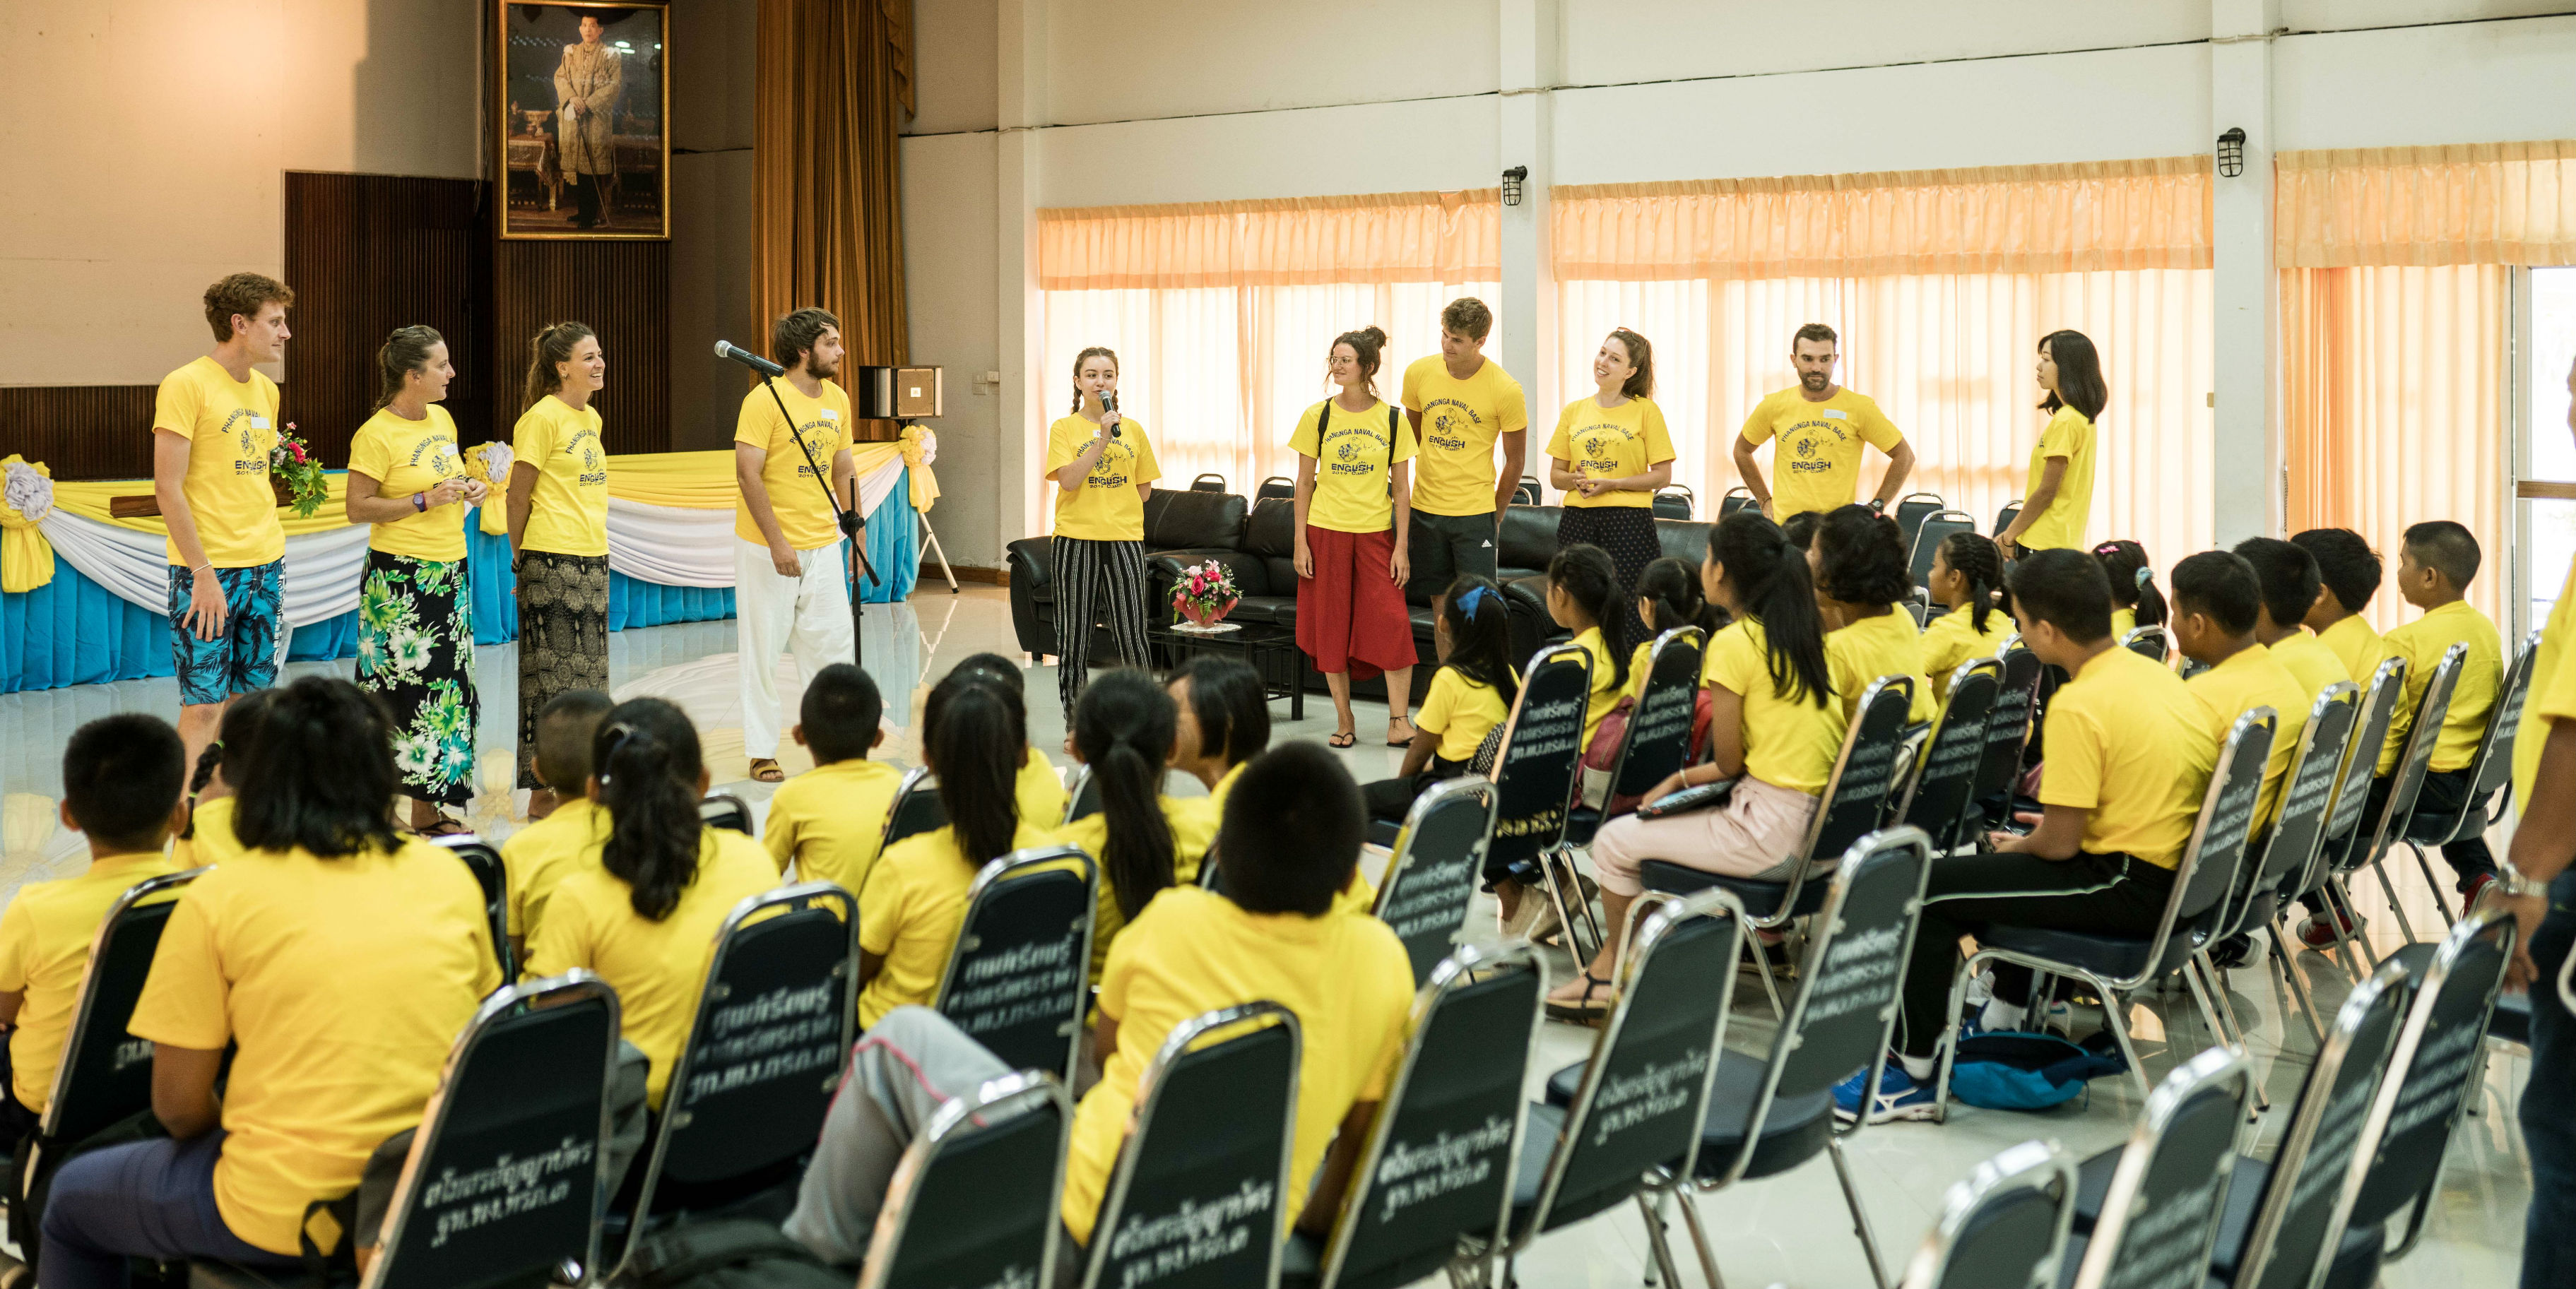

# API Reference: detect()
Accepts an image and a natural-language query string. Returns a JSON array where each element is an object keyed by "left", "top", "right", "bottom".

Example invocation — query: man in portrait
[{"left": 555, "top": 13, "right": 623, "bottom": 230}]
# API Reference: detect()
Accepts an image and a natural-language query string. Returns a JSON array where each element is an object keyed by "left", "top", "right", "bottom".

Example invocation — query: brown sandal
[
  {"left": 749, "top": 758, "right": 786, "bottom": 783},
  {"left": 1545, "top": 971, "right": 1616, "bottom": 1023}
]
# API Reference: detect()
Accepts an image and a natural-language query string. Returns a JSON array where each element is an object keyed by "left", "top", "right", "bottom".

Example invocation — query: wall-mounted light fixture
[
  {"left": 1502, "top": 165, "right": 1528, "bottom": 206},
  {"left": 2216, "top": 128, "right": 2247, "bottom": 178}
]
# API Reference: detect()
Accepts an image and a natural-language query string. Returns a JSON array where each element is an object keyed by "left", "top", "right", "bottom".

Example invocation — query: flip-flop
[
  {"left": 1544, "top": 970, "right": 1616, "bottom": 1023},
  {"left": 411, "top": 814, "right": 471, "bottom": 838},
  {"left": 1386, "top": 725, "right": 1417, "bottom": 747},
  {"left": 1328, "top": 732, "right": 1357, "bottom": 749},
  {"left": 749, "top": 758, "right": 786, "bottom": 783}
]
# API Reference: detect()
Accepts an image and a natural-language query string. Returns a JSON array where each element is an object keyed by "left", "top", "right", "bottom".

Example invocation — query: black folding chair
[
  {"left": 1892, "top": 659, "right": 2003, "bottom": 853},
  {"left": 1257, "top": 475, "right": 1296, "bottom": 501},
  {"left": 1992, "top": 499, "right": 2023, "bottom": 539},
  {"left": 1189, "top": 472, "right": 1229, "bottom": 493},
  {"left": 882, "top": 766, "right": 949, "bottom": 853},
  {"left": 1461, "top": 889, "right": 1744, "bottom": 1287},
  {"left": 2060, "top": 1046, "right": 2258, "bottom": 1289},
  {"left": 1481, "top": 642, "right": 1591, "bottom": 949},
  {"left": 2204, "top": 682, "right": 2359, "bottom": 1045},
  {"left": 1287, "top": 944, "right": 1544, "bottom": 1289},
  {"left": 1908, "top": 510, "right": 1976, "bottom": 593},
  {"left": 933, "top": 845, "right": 1099, "bottom": 1083},
  {"left": 350, "top": 973, "right": 622, "bottom": 1289},
  {"left": 1639, "top": 676, "right": 1913, "bottom": 1020},
  {"left": 1972, "top": 645, "right": 2046, "bottom": 829},
  {"left": 1718, "top": 486, "right": 1759, "bottom": 520},
  {"left": 431, "top": 836, "right": 514, "bottom": 978},
  {"left": 859, "top": 1071, "right": 1073, "bottom": 1289},
  {"left": 1514, "top": 475, "right": 1542, "bottom": 506},
  {"left": 2341, "top": 643, "right": 2467, "bottom": 951},
  {"left": 1061, "top": 763, "right": 1102, "bottom": 824},
  {"left": 1936, "top": 707, "right": 2276, "bottom": 1107},
  {"left": 699, "top": 792, "right": 752, "bottom": 836},
  {"left": 2299, "top": 658, "right": 2409, "bottom": 981},
  {"left": 1369, "top": 777, "right": 1497, "bottom": 987},
  {"left": 7, "top": 868, "right": 205, "bottom": 1274},
  {"left": 1891, "top": 492, "right": 1947, "bottom": 556},
  {"left": 1651, "top": 485, "right": 1694, "bottom": 519},
  {"left": 2389, "top": 628, "right": 2540, "bottom": 928},
  {"left": 1561, "top": 626, "right": 1705, "bottom": 857},
  {"left": 2118, "top": 625, "right": 2170, "bottom": 665},
  {"left": 1896, "top": 1140, "right": 2078, "bottom": 1289},
  {"left": 614, "top": 882, "right": 859, "bottom": 1275},
  {"left": 2072, "top": 952, "right": 2413, "bottom": 1289},
  {"left": 1082, "top": 1002, "right": 1300, "bottom": 1289},
  {"left": 1566, "top": 827, "right": 1937, "bottom": 1289}
]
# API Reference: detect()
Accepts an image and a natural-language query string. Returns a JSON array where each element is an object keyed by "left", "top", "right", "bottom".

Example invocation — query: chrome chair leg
[
  {"left": 1672, "top": 1186, "right": 1730, "bottom": 1289},
  {"left": 2187, "top": 956, "right": 2265, "bottom": 1114},
  {"left": 1828, "top": 1134, "right": 1893, "bottom": 1289},
  {"left": 2078, "top": 970, "right": 2154, "bottom": 1103},
  {"left": 2404, "top": 840, "right": 2459, "bottom": 929},
  {"left": 2369, "top": 855, "right": 2423, "bottom": 946},
  {"left": 1742, "top": 929, "right": 1788, "bottom": 1021},
  {"left": 2267, "top": 920, "right": 2327, "bottom": 1045},
  {"left": 1636, "top": 1190, "right": 1682, "bottom": 1288}
]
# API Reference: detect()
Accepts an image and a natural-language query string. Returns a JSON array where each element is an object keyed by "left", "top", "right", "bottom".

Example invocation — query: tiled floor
[{"left": 0, "top": 585, "right": 2534, "bottom": 1285}]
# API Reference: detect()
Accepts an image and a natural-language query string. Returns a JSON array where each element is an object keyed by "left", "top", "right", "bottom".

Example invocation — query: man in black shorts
[{"left": 1399, "top": 298, "right": 1528, "bottom": 609}]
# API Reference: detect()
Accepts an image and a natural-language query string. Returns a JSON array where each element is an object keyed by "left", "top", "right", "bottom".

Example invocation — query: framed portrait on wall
[{"left": 495, "top": 1, "right": 670, "bottom": 239}]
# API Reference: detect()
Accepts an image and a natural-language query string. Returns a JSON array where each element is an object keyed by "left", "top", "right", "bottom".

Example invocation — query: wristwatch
[
  {"left": 2498, "top": 863, "right": 2552, "bottom": 898},
  {"left": 1868, "top": 497, "right": 1886, "bottom": 515},
  {"left": 413, "top": 492, "right": 428, "bottom": 512}
]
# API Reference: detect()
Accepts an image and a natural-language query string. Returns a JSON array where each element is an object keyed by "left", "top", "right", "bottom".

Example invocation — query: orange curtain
[
  {"left": 1037, "top": 190, "right": 1502, "bottom": 290},
  {"left": 1554, "top": 158, "right": 2212, "bottom": 282},
  {"left": 2281, "top": 265, "right": 2507, "bottom": 632},
  {"left": 752, "top": 0, "right": 914, "bottom": 441},
  {"left": 2277, "top": 142, "right": 2576, "bottom": 268}
]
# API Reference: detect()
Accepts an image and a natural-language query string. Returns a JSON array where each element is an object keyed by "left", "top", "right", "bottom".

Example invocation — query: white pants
[{"left": 735, "top": 537, "right": 855, "bottom": 759}]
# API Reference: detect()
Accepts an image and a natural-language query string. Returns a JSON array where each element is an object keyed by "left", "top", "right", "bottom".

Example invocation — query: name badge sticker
[
  {"left": 820, "top": 409, "right": 839, "bottom": 420},
  {"left": 249, "top": 415, "right": 273, "bottom": 429},
  {"left": 1821, "top": 409, "right": 1847, "bottom": 420}
]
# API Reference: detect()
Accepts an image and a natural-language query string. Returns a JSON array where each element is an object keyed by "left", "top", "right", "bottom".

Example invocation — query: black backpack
[{"left": 618, "top": 1217, "right": 846, "bottom": 1289}]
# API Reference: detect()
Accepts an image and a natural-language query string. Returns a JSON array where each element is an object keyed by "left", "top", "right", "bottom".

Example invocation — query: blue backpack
[{"left": 1946, "top": 1030, "right": 2127, "bottom": 1111}]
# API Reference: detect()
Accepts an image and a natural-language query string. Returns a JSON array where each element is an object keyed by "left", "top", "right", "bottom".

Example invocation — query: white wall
[{"left": 899, "top": 0, "right": 2576, "bottom": 567}]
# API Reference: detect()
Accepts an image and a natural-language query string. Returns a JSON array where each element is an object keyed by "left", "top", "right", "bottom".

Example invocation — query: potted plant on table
[{"left": 1168, "top": 559, "right": 1240, "bottom": 631}]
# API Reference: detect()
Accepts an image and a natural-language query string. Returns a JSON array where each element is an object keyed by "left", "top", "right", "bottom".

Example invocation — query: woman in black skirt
[{"left": 1546, "top": 328, "right": 1675, "bottom": 651}]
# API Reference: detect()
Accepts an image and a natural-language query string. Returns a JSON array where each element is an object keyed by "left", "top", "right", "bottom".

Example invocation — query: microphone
[
  {"left": 1102, "top": 390, "right": 1121, "bottom": 437},
  {"left": 714, "top": 340, "right": 786, "bottom": 378}
]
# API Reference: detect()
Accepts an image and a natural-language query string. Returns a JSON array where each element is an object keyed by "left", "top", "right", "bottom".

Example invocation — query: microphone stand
[{"left": 761, "top": 373, "right": 876, "bottom": 671}]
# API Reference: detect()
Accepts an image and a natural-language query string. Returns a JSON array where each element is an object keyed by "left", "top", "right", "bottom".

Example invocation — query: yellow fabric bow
[
  {"left": 899, "top": 425, "right": 940, "bottom": 513},
  {"left": 0, "top": 456, "right": 57, "bottom": 593}
]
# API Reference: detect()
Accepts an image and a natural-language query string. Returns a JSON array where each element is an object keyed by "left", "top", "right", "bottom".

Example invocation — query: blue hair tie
[
  {"left": 1457, "top": 586, "right": 1492, "bottom": 619},
  {"left": 2134, "top": 566, "right": 2154, "bottom": 590}
]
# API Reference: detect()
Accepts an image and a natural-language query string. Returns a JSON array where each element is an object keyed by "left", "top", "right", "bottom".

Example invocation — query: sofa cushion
[
  {"left": 1655, "top": 517, "right": 1713, "bottom": 564},
  {"left": 1246, "top": 497, "right": 1297, "bottom": 558},
  {"left": 1143, "top": 489, "right": 1247, "bottom": 550},
  {"left": 1498, "top": 505, "right": 1561, "bottom": 571}
]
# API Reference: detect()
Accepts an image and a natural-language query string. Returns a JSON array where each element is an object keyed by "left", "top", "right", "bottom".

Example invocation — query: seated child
[
  {"left": 1812, "top": 504, "right": 1933, "bottom": 723},
  {"left": 2233, "top": 537, "right": 2347, "bottom": 701},
  {"left": 1053, "top": 670, "right": 1217, "bottom": 978},
  {"left": 1622, "top": 557, "right": 1727, "bottom": 699},
  {"left": 2170, "top": 552, "right": 2310, "bottom": 833},
  {"left": 1363, "top": 576, "right": 1518, "bottom": 824},
  {"left": 782, "top": 742, "right": 1415, "bottom": 1268},
  {"left": 1847, "top": 549, "right": 2217, "bottom": 1122},
  {"left": 169, "top": 690, "right": 277, "bottom": 869},
  {"left": 948, "top": 652, "right": 1072, "bottom": 826},
  {"left": 0, "top": 715, "right": 187, "bottom": 1146},
  {"left": 500, "top": 689, "right": 613, "bottom": 951},
  {"left": 525, "top": 698, "right": 781, "bottom": 1110},
  {"left": 1920, "top": 531, "right": 2015, "bottom": 701},
  {"left": 1166, "top": 655, "right": 1270, "bottom": 812},
  {"left": 853, "top": 669, "right": 1054, "bottom": 1028},
  {"left": 44, "top": 678, "right": 500, "bottom": 1281},
  {"left": 2092, "top": 539, "right": 2167, "bottom": 644},
  {"left": 763, "top": 663, "right": 903, "bottom": 893},
  {"left": 1548, "top": 512, "right": 1843, "bottom": 1020},
  {"left": 1551, "top": 543, "right": 1629, "bottom": 755},
  {"left": 2290, "top": 528, "right": 2389, "bottom": 687}
]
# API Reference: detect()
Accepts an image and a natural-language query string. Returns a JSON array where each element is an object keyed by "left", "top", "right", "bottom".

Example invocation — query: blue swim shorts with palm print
[{"left": 165, "top": 560, "right": 284, "bottom": 706}]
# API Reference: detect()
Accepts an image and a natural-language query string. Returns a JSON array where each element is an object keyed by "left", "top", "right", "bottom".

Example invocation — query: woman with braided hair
[{"left": 1921, "top": 530, "right": 2016, "bottom": 701}]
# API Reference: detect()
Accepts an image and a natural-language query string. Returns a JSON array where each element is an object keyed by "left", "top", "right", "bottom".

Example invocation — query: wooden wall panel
[
  {"left": 492, "top": 238, "right": 672, "bottom": 456},
  {"left": 282, "top": 172, "right": 491, "bottom": 456},
  {"left": 0, "top": 386, "right": 160, "bottom": 481}
]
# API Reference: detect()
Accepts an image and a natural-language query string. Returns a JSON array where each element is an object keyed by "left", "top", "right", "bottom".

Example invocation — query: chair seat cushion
[
  {"left": 2491, "top": 991, "right": 2531, "bottom": 1047},
  {"left": 1561, "top": 806, "right": 1602, "bottom": 850},
  {"left": 1975, "top": 922, "right": 2195, "bottom": 981},
  {"left": 1635, "top": 862, "right": 1827, "bottom": 920},
  {"left": 1541, "top": 1052, "right": 1830, "bottom": 1182},
  {"left": 1227, "top": 595, "right": 1298, "bottom": 626},
  {"left": 1508, "top": 1100, "right": 1568, "bottom": 1227}
]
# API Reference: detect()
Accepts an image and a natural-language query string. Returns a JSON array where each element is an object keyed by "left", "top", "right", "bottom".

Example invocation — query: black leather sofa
[{"left": 1006, "top": 490, "right": 1718, "bottom": 700}]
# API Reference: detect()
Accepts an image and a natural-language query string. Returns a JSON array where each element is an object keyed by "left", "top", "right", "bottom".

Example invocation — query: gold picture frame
[{"left": 495, "top": 1, "right": 670, "bottom": 240}]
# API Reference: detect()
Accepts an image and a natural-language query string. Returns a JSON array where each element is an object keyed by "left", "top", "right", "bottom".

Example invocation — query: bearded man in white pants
[{"left": 733, "top": 307, "right": 858, "bottom": 783}]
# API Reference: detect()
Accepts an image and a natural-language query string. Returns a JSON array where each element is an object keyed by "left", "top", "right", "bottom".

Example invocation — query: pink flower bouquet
[{"left": 1169, "top": 559, "right": 1240, "bottom": 628}]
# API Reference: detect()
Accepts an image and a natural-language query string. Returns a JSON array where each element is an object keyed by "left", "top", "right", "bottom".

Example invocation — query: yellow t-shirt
[
  {"left": 1702, "top": 617, "right": 1845, "bottom": 795},
  {"left": 2185, "top": 644, "right": 2312, "bottom": 831},
  {"left": 2037, "top": 647, "right": 2219, "bottom": 869},
  {"left": 733, "top": 380, "right": 856, "bottom": 550},
  {"left": 1418, "top": 666, "right": 1510, "bottom": 762},
  {"left": 1737, "top": 387, "right": 1904, "bottom": 521},
  {"left": 2018, "top": 406, "right": 2096, "bottom": 552},
  {"left": 2515, "top": 557, "right": 2576, "bottom": 804},
  {"left": 1053, "top": 797, "right": 1221, "bottom": 980},
  {"left": 1569, "top": 626, "right": 1624, "bottom": 750},
  {"left": 2269, "top": 629, "right": 2350, "bottom": 706},
  {"left": 1019, "top": 747, "right": 1070, "bottom": 825},
  {"left": 1921, "top": 602, "right": 2014, "bottom": 701},
  {"left": 524, "top": 828, "right": 782, "bottom": 1109},
  {"left": 854, "top": 821, "right": 1056, "bottom": 1028},
  {"left": 1400, "top": 355, "right": 1528, "bottom": 517},
  {"left": 1546, "top": 396, "right": 1676, "bottom": 509},
  {"left": 764, "top": 758, "right": 906, "bottom": 893},
  {"left": 2377, "top": 600, "right": 2502, "bottom": 776},
  {"left": 512, "top": 396, "right": 610, "bottom": 557},
  {"left": 1826, "top": 608, "right": 1934, "bottom": 725},
  {"left": 174, "top": 795, "right": 246, "bottom": 869},
  {"left": 2316, "top": 614, "right": 2388, "bottom": 689},
  {"left": 1291, "top": 398, "right": 1417, "bottom": 534},
  {"left": 2110, "top": 607, "right": 2139, "bottom": 644},
  {"left": 348, "top": 405, "right": 471, "bottom": 562},
  {"left": 153, "top": 357, "right": 284, "bottom": 569},
  {"left": 0, "top": 852, "right": 183, "bottom": 1116},
  {"left": 127, "top": 840, "right": 501, "bottom": 1255},
  {"left": 1061, "top": 887, "right": 1413, "bottom": 1245},
  {"left": 1044, "top": 415, "right": 1163, "bottom": 542},
  {"left": 498, "top": 797, "right": 607, "bottom": 941}
]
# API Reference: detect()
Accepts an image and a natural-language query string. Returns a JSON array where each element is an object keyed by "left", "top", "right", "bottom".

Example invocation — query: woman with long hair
[
  {"left": 1548, "top": 329, "right": 1676, "bottom": 652},
  {"left": 1292, "top": 326, "right": 1419, "bottom": 749},
  {"left": 1998, "top": 328, "right": 2105, "bottom": 559},
  {"left": 345, "top": 326, "right": 485, "bottom": 833},
  {"left": 40, "top": 677, "right": 501, "bottom": 1281},
  {"left": 525, "top": 697, "right": 779, "bottom": 1109},
  {"left": 1056, "top": 669, "right": 1215, "bottom": 977},
  {"left": 1044, "top": 346, "right": 1163, "bottom": 718},
  {"left": 1547, "top": 513, "right": 1843, "bottom": 1018},
  {"left": 507, "top": 321, "right": 610, "bottom": 816}
]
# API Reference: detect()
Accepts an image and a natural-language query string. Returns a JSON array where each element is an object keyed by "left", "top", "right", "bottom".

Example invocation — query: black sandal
[
  {"left": 1328, "top": 731, "right": 1357, "bottom": 748},
  {"left": 1545, "top": 970, "right": 1616, "bottom": 1023}
]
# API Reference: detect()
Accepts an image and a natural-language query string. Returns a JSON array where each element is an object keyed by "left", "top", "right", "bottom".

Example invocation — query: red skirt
[{"left": 1296, "top": 525, "right": 1419, "bottom": 679}]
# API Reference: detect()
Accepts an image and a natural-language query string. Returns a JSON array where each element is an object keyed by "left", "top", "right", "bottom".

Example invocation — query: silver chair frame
[
  {"left": 1371, "top": 776, "right": 1499, "bottom": 979},
  {"left": 857, "top": 1069, "right": 1075, "bottom": 1289},
  {"left": 930, "top": 844, "right": 1101, "bottom": 1081},
  {"left": 1894, "top": 1139, "right": 2078, "bottom": 1289},
  {"left": 2066, "top": 1045, "right": 2258, "bottom": 1289},
  {"left": 2392, "top": 629, "right": 2541, "bottom": 930}
]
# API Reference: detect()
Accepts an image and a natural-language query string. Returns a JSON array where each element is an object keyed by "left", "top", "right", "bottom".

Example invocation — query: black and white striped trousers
[{"left": 1052, "top": 537, "right": 1152, "bottom": 714}]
